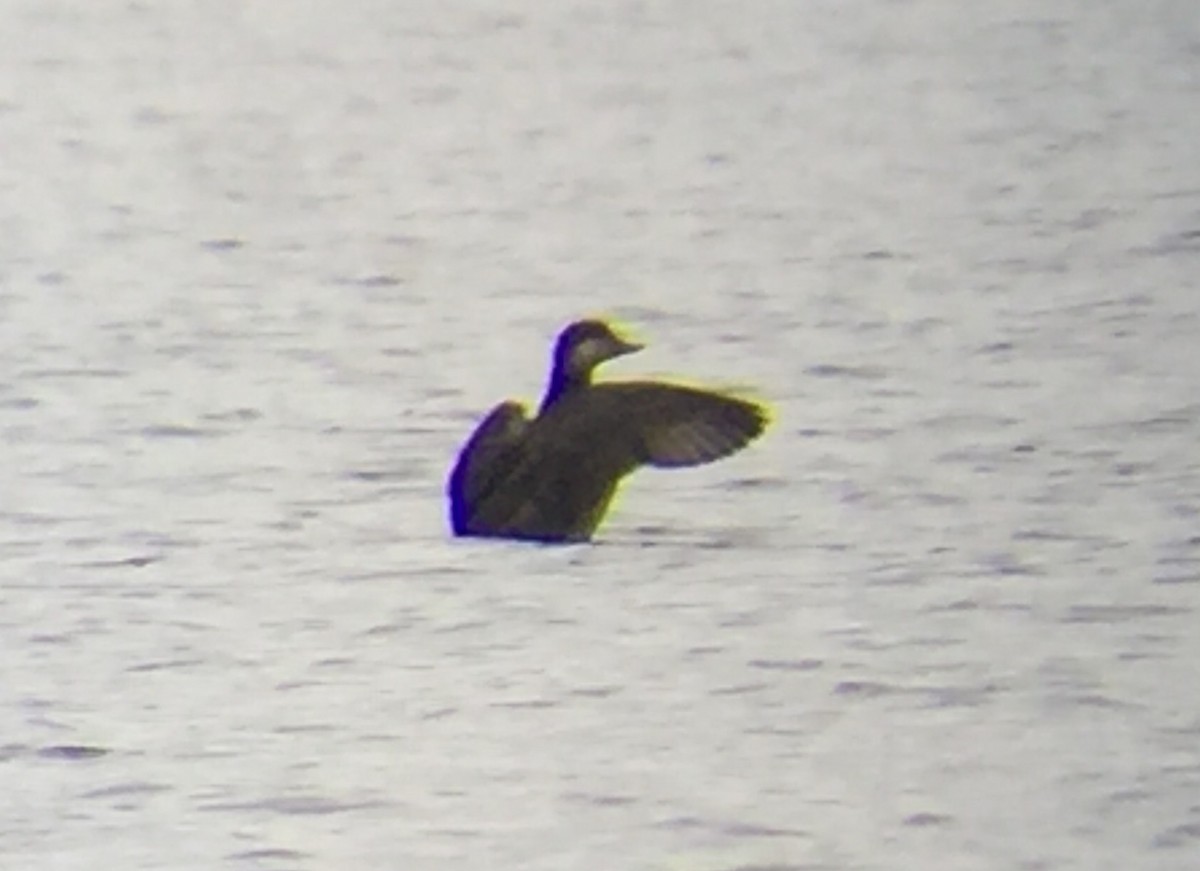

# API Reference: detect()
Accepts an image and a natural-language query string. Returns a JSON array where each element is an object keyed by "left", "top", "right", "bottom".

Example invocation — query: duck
[{"left": 447, "top": 319, "right": 768, "bottom": 542}]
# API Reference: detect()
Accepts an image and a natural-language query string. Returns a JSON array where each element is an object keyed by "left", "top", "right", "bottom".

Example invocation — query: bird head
[{"left": 554, "top": 319, "right": 644, "bottom": 378}]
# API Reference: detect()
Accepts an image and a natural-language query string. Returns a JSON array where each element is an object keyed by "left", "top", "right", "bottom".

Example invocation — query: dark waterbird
[{"left": 447, "top": 319, "right": 769, "bottom": 543}]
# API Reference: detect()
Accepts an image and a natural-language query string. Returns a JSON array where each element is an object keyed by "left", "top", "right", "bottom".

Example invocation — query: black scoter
[{"left": 447, "top": 319, "right": 769, "bottom": 542}]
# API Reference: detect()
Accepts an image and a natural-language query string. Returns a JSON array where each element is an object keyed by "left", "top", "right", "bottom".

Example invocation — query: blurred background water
[{"left": 2, "top": 1, "right": 1199, "bottom": 869}]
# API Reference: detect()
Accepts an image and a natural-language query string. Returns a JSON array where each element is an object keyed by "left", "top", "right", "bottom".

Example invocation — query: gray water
[{"left": 3, "top": 2, "right": 1200, "bottom": 869}]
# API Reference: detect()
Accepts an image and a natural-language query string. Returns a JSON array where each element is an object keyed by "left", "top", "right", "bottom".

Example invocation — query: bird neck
[{"left": 540, "top": 362, "right": 590, "bottom": 413}]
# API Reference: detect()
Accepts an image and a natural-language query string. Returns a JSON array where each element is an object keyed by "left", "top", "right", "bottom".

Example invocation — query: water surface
[{"left": 3, "top": 2, "right": 1199, "bottom": 869}]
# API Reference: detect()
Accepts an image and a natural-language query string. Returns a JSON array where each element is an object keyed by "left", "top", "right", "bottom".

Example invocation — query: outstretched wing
[
  {"left": 446, "top": 401, "right": 529, "bottom": 535},
  {"left": 599, "top": 383, "right": 769, "bottom": 468}
]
